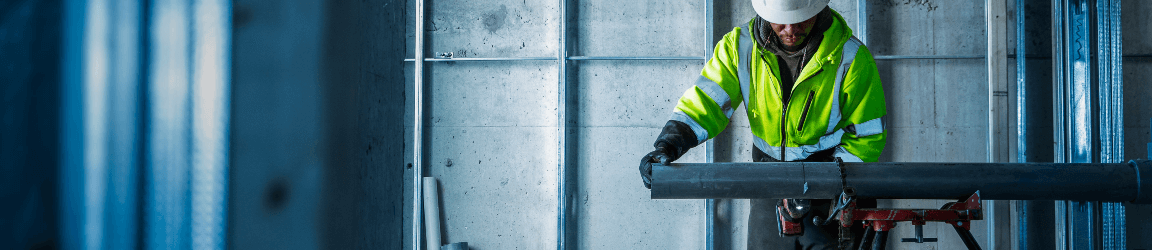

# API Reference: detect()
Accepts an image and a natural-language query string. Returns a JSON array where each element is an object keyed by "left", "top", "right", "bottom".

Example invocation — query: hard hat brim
[{"left": 751, "top": 0, "right": 829, "bottom": 24}]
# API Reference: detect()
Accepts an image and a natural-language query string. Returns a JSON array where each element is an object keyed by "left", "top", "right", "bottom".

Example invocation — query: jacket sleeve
[
  {"left": 669, "top": 28, "right": 747, "bottom": 146},
  {"left": 834, "top": 45, "right": 887, "bottom": 162}
]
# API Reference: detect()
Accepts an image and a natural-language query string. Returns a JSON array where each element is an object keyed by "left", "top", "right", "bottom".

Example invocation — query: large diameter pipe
[
  {"left": 651, "top": 160, "right": 1152, "bottom": 203},
  {"left": 423, "top": 177, "right": 441, "bottom": 248}
]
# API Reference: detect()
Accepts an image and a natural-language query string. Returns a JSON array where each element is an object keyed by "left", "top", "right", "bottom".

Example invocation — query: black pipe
[{"left": 650, "top": 160, "right": 1152, "bottom": 203}]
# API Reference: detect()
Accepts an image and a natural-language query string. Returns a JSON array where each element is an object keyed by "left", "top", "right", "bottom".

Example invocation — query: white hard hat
[{"left": 751, "top": 0, "right": 830, "bottom": 24}]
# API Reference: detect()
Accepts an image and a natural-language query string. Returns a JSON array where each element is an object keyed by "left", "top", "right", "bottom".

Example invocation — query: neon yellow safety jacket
[{"left": 670, "top": 10, "right": 886, "bottom": 162}]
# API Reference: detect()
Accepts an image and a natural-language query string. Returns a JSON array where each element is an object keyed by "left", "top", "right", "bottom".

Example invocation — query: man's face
[{"left": 769, "top": 14, "right": 819, "bottom": 47}]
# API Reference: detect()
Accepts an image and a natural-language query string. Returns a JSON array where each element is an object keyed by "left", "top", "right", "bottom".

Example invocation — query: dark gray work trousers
[{"left": 747, "top": 147, "right": 872, "bottom": 250}]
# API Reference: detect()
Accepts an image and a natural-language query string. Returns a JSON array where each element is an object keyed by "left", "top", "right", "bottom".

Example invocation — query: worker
[{"left": 637, "top": 0, "right": 886, "bottom": 249}]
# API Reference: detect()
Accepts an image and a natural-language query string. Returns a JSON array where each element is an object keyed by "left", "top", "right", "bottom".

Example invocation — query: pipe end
[{"left": 1131, "top": 159, "right": 1152, "bottom": 204}]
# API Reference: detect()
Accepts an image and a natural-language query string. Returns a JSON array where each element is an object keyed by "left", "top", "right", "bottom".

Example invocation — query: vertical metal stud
[
  {"left": 412, "top": 0, "right": 425, "bottom": 249},
  {"left": 1097, "top": 0, "right": 1125, "bottom": 248},
  {"left": 1053, "top": 0, "right": 1095, "bottom": 249},
  {"left": 704, "top": 0, "right": 716, "bottom": 249},
  {"left": 557, "top": 0, "right": 574, "bottom": 249},
  {"left": 1013, "top": 0, "right": 1046, "bottom": 249},
  {"left": 857, "top": 0, "right": 867, "bottom": 43},
  {"left": 987, "top": 0, "right": 1010, "bottom": 248}
]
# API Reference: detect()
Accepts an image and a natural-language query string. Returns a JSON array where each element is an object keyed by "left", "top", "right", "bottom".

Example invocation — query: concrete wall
[
  {"left": 401, "top": 1, "right": 562, "bottom": 249},
  {"left": 402, "top": 0, "right": 1152, "bottom": 249}
]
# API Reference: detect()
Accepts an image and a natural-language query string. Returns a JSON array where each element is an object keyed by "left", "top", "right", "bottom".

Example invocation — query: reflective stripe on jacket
[{"left": 670, "top": 9, "right": 887, "bottom": 162}]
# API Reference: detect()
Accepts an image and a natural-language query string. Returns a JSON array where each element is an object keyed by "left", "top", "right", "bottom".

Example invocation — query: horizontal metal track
[
  {"left": 567, "top": 56, "right": 706, "bottom": 61},
  {"left": 403, "top": 57, "right": 556, "bottom": 62},
  {"left": 402, "top": 54, "right": 1152, "bottom": 62},
  {"left": 874, "top": 55, "right": 985, "bottom": 60},
  {"left": 651, "top": 160, "right": 1152, "bottom": 203}
]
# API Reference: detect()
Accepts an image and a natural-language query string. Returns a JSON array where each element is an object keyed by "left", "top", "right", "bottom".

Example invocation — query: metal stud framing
[
  {"left": 558, "top": 0, "right": 574, "bottom": 248},
  {"left": 1097, "top": 0, "right": 1125, "bottom": 248},
  {"left": 1053, "top": 0, "right": 1099, "bottom": 249},
  {"left": 703, "top": 0, "right": 717, "bottom": 249},
  {"left": 412, "top": 0, "right": 425, "bottom": 249}
]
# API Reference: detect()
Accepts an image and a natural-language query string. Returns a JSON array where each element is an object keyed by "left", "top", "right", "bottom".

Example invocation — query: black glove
[
  {"left": 638, "top": 120, "right": 700, "bottom": 189},
  {"left": 639, "top": 143, "right": 675, "bottom": 189}
]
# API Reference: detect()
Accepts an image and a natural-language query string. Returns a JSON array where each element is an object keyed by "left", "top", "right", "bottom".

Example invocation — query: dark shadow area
[
  {"left": 319, "top": 0, "right": 408, "bottom": 249},
  {"left": 0, "top": 0, "right": 62, "bottom": 249}
]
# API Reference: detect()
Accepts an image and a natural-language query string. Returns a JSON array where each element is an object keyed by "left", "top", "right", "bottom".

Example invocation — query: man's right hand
[{"left": 639, "top": 146, "right": 674, "bottom": 189}]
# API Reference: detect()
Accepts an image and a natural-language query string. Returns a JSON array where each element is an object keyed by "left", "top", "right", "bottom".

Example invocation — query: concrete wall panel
[
  {"left": 931, "top": 60, "right": 990, "bottom": 161},
  {"left": 576, "top": 126, "right": 705, "bottom": 249},
  {"left": 575, "top": 61, "right": 705, "bottom": 126},
  {"left": 427, "top": 62, "right": 559, "bottom": 127},
  {"left": 866, "top": 2, "right": 933, "bottom": 56},
  {"left": 576, "top": 0, "right": 704, "bottom": 56},
  {"left": 927, "top": 1, "right": 987, "bottom": 56},
  {"left": 574, "top": 60, "right": 707, "bottom": 249},
  {"left": 427, "top": 126, "right": 559, "bottom": 250},
  {"left": 406, "top": 0, "right": 559, "bottom": 59},
  {"left": 408, "top": 61, "right": 560, "bottom": 249}
]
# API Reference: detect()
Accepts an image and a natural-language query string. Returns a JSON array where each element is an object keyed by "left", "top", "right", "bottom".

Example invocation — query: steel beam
[{"left": 650, "top": 161, "right": 1152, "bottom": 203}]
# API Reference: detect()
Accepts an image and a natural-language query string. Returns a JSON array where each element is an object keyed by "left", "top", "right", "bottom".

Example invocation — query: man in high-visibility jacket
[{"left": 637, "top": 0, "right": 886, "bottom": 249}]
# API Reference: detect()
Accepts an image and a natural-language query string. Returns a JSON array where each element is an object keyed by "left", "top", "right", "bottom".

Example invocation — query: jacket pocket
[{"left": 796, "top": 90, "right": 815, "bottom": 132}]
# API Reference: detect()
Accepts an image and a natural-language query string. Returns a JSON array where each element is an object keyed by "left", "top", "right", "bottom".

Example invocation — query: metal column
[
  {"left": 1053, "top": 0, "right": 1095, "bottom": 249},
  {"left": 1096, "top": 0, "right": 1125, "bottom": 248}
]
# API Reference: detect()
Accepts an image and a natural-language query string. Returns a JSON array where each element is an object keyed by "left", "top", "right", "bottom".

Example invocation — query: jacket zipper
[
  {"left": 760, "top": 53, "right": 789, "bottom": 162},
  {"left": 796, "top": 91, "right": 815, "bottom": 132},
  {"left": 781, "top": 100, "right": 787, "bottom": 162}
]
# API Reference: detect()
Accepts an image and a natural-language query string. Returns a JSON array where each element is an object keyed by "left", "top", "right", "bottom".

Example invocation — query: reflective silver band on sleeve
[
  {"left": 670, "top": 110, "right": 710, "bottom": 144},
  {"left": 693, "top": 76, "right": 735, "bottom": 118},
  {"left": 853, "top": 117, "right": 884, "bottom": 137},
  {"left": 825, "top": 36, "right": 863, "bottom": 134}
]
